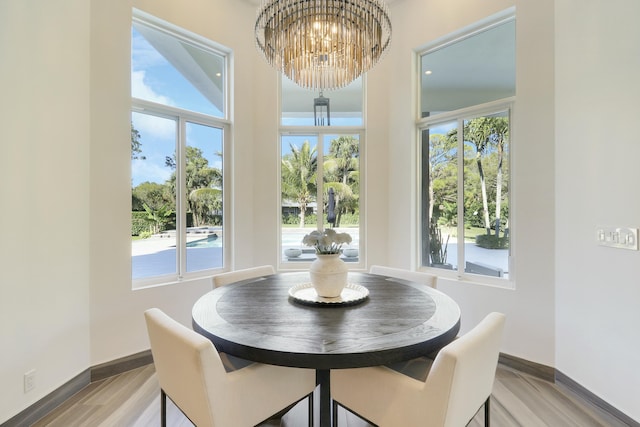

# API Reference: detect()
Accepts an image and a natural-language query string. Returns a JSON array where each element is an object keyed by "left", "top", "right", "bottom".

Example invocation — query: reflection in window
[
  {"left": 420, "top": 20, "right": 515, "bottom": 117},
  {"left": 132, "top": 19, "right": 225, "bottom": 117}
]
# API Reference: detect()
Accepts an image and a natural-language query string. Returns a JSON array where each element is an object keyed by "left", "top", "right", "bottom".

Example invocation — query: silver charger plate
[{"left": 289, "top": 282, "right": 369, "bottom": 306}]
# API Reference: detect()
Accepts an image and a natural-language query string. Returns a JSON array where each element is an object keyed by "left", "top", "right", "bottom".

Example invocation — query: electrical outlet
[{"left": 24, "top": 370, "right": 35, "bottom": 393}]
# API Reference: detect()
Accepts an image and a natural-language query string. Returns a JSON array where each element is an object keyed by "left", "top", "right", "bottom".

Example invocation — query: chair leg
[
  {"left": 308, "top": 393, "right": 314, "bottom": 427},
  {"left": 484, "top": 396, "right": 490, "bottom": 427},
  {"left": 161, "top": 389, "right": 167, "bottom": 427},
  {"left": 332, "top": 400, "right": 339, "bottom": 427}
]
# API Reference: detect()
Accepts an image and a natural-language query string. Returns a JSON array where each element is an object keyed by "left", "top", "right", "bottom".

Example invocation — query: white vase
[{"left": 309, "top": 254, "right": 348, "bottom": 297}]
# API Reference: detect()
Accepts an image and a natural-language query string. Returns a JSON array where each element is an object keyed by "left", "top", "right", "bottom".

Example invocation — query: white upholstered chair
[
  {"left": 369, "top": 265, "right": 437, "bottom": 288},
  {"left": 144, "top": 308, "right": 315, "bottom": 427},
  {"left": 213, "top": 265, "right": 275, "bottom": 288},
  {"left": 331, "top": 312, "right": 506, "bottom": 427}
]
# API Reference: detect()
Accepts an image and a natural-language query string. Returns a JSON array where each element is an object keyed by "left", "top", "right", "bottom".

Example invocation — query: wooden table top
[{"left": 192, "top": 271, "right": 460, "bottom": 370}]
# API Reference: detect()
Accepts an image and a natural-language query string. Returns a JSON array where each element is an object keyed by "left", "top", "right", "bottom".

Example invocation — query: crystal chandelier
[{"left": 255, "top": 0, "right": 392, "bottom": 91}]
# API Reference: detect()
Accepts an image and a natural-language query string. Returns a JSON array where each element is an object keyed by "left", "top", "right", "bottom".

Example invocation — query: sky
[{"left": 131, "top": 28, "right": 222, "bottom": 187}]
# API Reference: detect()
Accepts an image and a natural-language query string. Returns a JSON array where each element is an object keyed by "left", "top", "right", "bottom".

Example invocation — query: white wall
[
  {"left": 0, "top": 0, "right": 91, "bottom": 421},
  {"left": 555, "top": 0, "right": 640, "bottom": 421}
]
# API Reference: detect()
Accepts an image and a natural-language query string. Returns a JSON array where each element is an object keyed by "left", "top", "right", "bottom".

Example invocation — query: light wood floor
[{"left": 31, "top": 363, "right": 629, "bottom": 427}]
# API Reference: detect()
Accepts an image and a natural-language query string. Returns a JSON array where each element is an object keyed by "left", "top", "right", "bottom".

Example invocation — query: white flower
[
  {"left": 335, "top": 233, "right": 352, "bottom": 245},
  {"left": 302, "top": 229, "right": 353, "bottom": 254}
]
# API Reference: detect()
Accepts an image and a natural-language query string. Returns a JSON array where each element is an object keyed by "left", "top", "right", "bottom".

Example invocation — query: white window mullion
[
  {"left": 177, "top": 118, "right": 187, "bottom": 279},
  {"left": 316, "top": 133, "right": 325, "bottom": 230},
  {"left": 456, "top": 119, "right": 465, "bottom": 278}
]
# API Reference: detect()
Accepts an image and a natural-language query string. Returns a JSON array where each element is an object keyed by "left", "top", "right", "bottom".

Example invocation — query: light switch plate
[{"left": 596, "top": 226, "right": 638, "bottom": 250}]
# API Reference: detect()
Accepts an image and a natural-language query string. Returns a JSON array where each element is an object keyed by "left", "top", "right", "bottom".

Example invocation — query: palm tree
[
  {"left": 281, "top": 140, "right": 318, "bottom": 227},
  {"left": 463, "top": 119, "right": 492, "bottom": 234},
  {"left": 491, "top": 118, "right": 509, "bottom": 237},
  {"left": 328, "top": 136, "right": 359, "bottom": 185},
  {"left": 462, "top": 116, "right": 509, "bottom": 236},
  {"left": 323, "top": 136, "right": 359, "bottom": 226}
]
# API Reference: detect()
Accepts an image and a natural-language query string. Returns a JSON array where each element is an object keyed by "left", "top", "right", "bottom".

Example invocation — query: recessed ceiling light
[
  {"left": 425, "top": 70, "right": 432, "bottom": 75},
  {"left": 216, "top": 72, "right": 221, "bottom": 77}
]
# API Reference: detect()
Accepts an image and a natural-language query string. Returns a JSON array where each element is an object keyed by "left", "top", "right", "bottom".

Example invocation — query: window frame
[
  {"left": 416, "top": 11, "right": 516, "bottom": 287},
  {"left": 278, "top": 127, "right": 366, "bottom": 271},
  {"left": 131, "top": 12, "right": 231, "bottom": 288},
  {"left": 417, "top": 99, "right": 514, "bottom": 287}
]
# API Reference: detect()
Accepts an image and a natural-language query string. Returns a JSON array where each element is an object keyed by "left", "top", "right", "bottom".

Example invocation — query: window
[
  {"left": 131, "top": 12, "right": 229, "bottom": 286},
  {"left": 281, "top": 77, "right": 363, "bottom": 126},
  {"left": 419, "top": 16, "right": 514, "bottom": 281},
  {"left": 280, "top": 77, "right": 364, "bottom": 267},
  {"left": 420, "top": 19, "right": 515, "bottom": 117}
]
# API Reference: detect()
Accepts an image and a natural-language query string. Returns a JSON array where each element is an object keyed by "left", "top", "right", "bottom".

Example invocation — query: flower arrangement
[{"left": 302, "top": 229, "right": 352, "bottom": 254}]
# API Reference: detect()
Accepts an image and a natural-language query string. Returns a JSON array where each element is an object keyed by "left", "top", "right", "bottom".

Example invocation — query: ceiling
[
  {"left": 243, "top": 0, "right": 399, "bottom": 4},
  {"left": 245, "top": 0, "right": 514, "bottom": 116}
]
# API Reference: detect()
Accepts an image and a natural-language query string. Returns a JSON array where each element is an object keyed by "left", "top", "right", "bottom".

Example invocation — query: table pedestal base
[{"left": 317, "top": 369, "right": 331, "bottom": 427}]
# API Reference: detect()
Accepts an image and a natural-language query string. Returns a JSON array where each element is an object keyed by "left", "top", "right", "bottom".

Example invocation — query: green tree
[
  {"left": 324, "top": 136, "right": 359, "bottom": 227},
  {"left": 428, "top": 132, "right": 457, "bottom": 224},
  {"left": 132, "top": 182, "right": 172, "bottom": 212},
  {"left": 463, "top": 116, "right": 509, "bottom": 235},
  {"left": 281, "top": 140, "right": 318, "bottom": 227},
  {"left": 165, "top": 146, "right": 222, "bottom": 225},
  {"left": 491, "top": 118, "right": 509, "bottom": 236},
  {"left": 189, "top": 188, "right": 222, "bottom": 226},
  {"left": 323, "top": 181, "right": 354, "bottom": 227},
  {"left": 131, "top": 122, "right": 145, "bottom": 160},
  {"left": 142, "top": 203, "right": 174, "bottom": 234}
]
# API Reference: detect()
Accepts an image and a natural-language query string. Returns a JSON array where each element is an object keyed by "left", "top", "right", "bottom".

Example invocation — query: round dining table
[{"left": 192, "top": 271, "right": 460, "bottom": 427}]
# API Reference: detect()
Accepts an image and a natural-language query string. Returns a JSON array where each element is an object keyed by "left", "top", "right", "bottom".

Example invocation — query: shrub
[
  {"left": 282, "top": 214, "right": 299, "bottom": 225},
  {"left": 338, "top": 212, "right": 359, "bottom": 225},
  {"left": 132, "top": 212, "right": 151, "bottom": 236},
  {"left": 475, "top": 234, "right": 509, "bottom": 249}
]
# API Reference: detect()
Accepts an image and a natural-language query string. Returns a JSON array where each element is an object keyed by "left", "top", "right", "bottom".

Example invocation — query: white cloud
[
  {"left": 132, "top": 100, "right": 176, "bottom": 140},
  {"left": 131, "top": 70, "right": 173, "bottom": 106},
  {"left": 131, "top": 110, "right": 176, "bottom": 186},
  {"left": 132, "top": 31, "right": 164, "bottom": 70},
  {"left": 132, "top": 158, "right": 173, "bottom": 186}
]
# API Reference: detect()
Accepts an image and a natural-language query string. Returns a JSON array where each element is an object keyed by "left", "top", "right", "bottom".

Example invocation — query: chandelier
[{"left": 255, "top": 0, "right": 392, "bottom": 91}]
